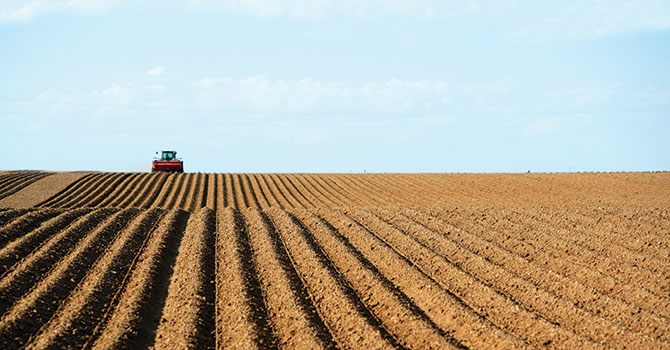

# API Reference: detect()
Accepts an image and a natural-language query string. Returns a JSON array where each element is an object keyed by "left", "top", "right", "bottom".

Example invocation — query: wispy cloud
[
  {"left": 0, "top": 0, "right": 123, "bottom": 22},
  {"left": 194, "top": 76, "right": 454, "bottom": 113},
  {"left": 2, "top": 1, "right": 668, "bottom": 40},
  {"left": 147, "top": 66, "right": 166, "bottom": 76}
]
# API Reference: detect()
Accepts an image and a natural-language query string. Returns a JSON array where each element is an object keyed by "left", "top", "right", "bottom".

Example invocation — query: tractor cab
[
  {"left": 152, "top": 150, "right": 184, "bottom": 173},
  {"left": 159, "top": 151, "right": 177, "bottom": 161}
]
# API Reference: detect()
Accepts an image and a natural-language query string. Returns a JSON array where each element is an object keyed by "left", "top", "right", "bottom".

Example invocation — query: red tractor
[{"left": 152, "top": 150, "right": 184, "bottom": 173}]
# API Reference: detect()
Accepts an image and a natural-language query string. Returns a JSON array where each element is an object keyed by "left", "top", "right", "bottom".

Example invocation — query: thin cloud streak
[{"left": 2, "top": 1, "right": 669, "bottom": 40}]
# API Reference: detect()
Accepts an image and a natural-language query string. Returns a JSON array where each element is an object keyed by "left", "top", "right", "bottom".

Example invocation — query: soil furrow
[
  {"left": 57, "top": 173, "right": 116, "bottom": 208},
  {"left": 243, "top": 208, "right": 334, "bottom": 349},
  {"left": 555, "top": 207, "right": 670, "bottom": 259},
  {"left": 401, "top": 207, "right": 670, "bottom": 343},
  {"left": 181, "top": 173, "right": 200, "bottom": 211},
  {"left": 0, "top": 208, "right": 139, "bottom": 348},
  {"left": 269, "top": 174, "right": 304, "bottom": 208},
  {"left": 178, "top": 173, "right": 201, "bottom": 212},
  {"left": 293, "top": 207, "right": 470, "bottom": 350},
  {"left": 0, "top": 208, "right": 92, "bottom": 277},
  {"left": 224, "top": 173, "right": 238, "bottom": 209},
  {"left": 216, "top": 173, "right": 227, "bottom": 208},
  {"left": 233, "top": 174, "right": 249, "bottom": 208},
  {"left": 147, "top": 173, "right": 176, "bottom": 208},
  {"left": 504, "top": 208, "right": 670, "bottom": 295},
  {"left": 440, "top": 208, "right": 670, "bottom": 320},
  {"left": 267, "top": 208, "right": 405, "bottom": 350},
  {"left": 136, "top": 172, "right": 170, "bottom": 208},
  {"left": 175, "top": 173, "right": 196, "bottom": 210},
  {"left": 361, "top": 207, "right": 667, "bottom": 349},
  {"left": 0, "top": 209, "right": 62, "bottom": 250},
  {"left": 89, "top": 209, "right": 189, "bottom": 350},
  {"left": 249, "top": 174, "right": 273, "bottom": 209},
  {"left": 258, "top": 174, "right": 289, "bottom": 208},
  {"left": 206, "top": 173, "right": 217, "bottom": 209},
  {"left": 241, "top": 174, "right": 262, "bottom": 209},
  {"left": 164, "top": 173, "right": 188, "bottom": 209},
  {"left": 0, "top": 208, "right": 33, "bottom": 227},
  {"left": 215, "top": 207, "right": 275, "bottom": 349},
  {"left": 24, "top": 209, "right": 164, "bottom": 350},
  {"left": 520, "top": 207, "right": 670, "bottom": 276},
  {"left": 68, "top": 173, "right": 128, "bottom": 208},
  {"left": 297, "top": 175, "right": 342, "bottom": 208},
  {"left": 35, "top": 173, "right": 97, "bottom": 208},
  {"left": 0, "top": 173, "right": 51, "bottom": 200},
  {"left": 198, "top": 173, "right": 209, "bottom": 210},
  {"left": 93, "top": 173, "right": 141, "bottom": 207},
  {"left": 112, "top": 173, "right": 152, "bottom": 208},
  {"left": 153, "top": 207, "right": 215, "bottom": 349},
  {"left": 99, "top": 173, "right": 143, "bottom": 207},
  {"left": 281, "top": 175, "right": 316, "bottom": 208}
]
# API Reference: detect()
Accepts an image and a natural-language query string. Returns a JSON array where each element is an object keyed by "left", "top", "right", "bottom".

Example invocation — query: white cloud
[
  {"left": 194, "top": 76, "right": 454, "bottom": 113},
  {"left": 186, "top": 0, "right": 479, "bottom": 19},
  {"left": 147, "top": 66, "right": 166, "bottom": 76},
  {"left": 2, "top": 1, "right": 668, "bottom": 40},
  {"left": 0, "top": 0, "right": 123, "bottom": 22}
]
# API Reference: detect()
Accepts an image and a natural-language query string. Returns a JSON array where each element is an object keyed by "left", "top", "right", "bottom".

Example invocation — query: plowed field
[{"left": 0, "top": 171, "right": 668, "bottom": 349}]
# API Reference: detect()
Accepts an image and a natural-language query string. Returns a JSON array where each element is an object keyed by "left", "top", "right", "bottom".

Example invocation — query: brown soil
[
  {"left": 0, "top": 172, "right": 86, "bottom": 208},
  {"left": 0, "top": 171, "right": 668, "bottom": 349}
]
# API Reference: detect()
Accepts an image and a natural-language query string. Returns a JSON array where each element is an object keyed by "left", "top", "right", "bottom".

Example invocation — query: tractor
[{"left": 152, "top": 150, "right": 184, "bottom": 173}]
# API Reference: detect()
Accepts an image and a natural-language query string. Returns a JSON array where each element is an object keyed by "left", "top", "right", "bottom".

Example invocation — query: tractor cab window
[{"left": 162, "top": 152, "right": 174, "bottom": 161}]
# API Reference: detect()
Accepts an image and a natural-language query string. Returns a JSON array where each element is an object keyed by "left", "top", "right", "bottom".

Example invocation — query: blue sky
[{"left": 1, "top": 1, "right": 669, "bottom": 173}]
